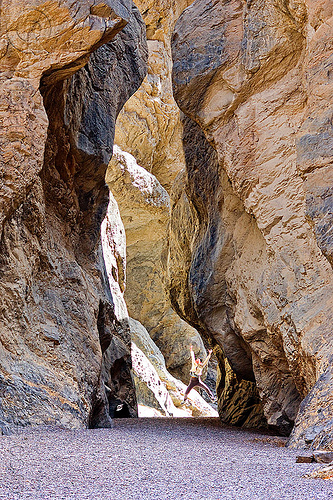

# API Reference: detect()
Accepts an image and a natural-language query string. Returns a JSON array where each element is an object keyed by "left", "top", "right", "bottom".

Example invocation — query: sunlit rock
[
  {"left": 171, "top": 0, "right": 333, "bottom": 446},
  {"left": 130, "top": 318, "right": 218, "bottom": 417},
  {"left": 107, "top": 0, "right": 209, "bottom": 386},
  {"left": 106, "top": 145, "right": 208, "bottom": 384}
]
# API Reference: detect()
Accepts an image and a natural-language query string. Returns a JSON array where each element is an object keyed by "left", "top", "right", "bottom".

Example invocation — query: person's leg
[
  {"left": 183, "top": 377, "right": 199, "bottom": 401},
  {"left": 197, "top": 378, "right": 215, "bottom": 400}
]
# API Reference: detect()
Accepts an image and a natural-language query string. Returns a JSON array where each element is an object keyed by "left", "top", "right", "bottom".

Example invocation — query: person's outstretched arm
[{"left": 201, "top": 349, "right": 213, "bottom": 369}]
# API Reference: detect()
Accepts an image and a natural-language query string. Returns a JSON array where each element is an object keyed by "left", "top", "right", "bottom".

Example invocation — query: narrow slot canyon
[
  {"left": 102, "top": 0, "right": 220, "bottom": 419},
  {"left": 1, "top": 0, "right": 333, "bottom": 498}
]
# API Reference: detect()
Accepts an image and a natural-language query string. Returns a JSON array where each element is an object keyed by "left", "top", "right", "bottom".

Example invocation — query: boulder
[
  {"left": 305, "top": 465, "right": 333, "bottom": 480},
  {"left": 313, "top": 451, "right": 333, "bottom": 464}
]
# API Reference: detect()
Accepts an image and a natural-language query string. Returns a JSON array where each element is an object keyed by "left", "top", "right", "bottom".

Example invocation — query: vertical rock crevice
[
  {"left": 106, "top": 0, "right": 210, "bottom": 388},
  {"left": 168, "top": 114, "right": 271, "bottom": 430}
]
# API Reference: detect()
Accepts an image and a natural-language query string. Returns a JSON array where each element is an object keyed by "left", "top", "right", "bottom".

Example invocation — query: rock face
[
  {"left": 107, "top": 0, "right": 211, "bottom": 385},
  {"left": 168, "top": 114, "right": 267, "bottom": 429},
  {"left": 171, "top": 0, "right": 333, "bottom": 447},
  {"left": 114, "top": 0, "right": 193, "bottom": 192},
  {"left": 0, "top": 0, "right": 147, "bottom": 432},
  {"left": 101, "top": 198, "right": 217, "bottom": 418}
]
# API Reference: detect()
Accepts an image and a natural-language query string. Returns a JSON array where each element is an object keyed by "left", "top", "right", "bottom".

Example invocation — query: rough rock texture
[
  {"left": 0, "top": 0, "right": 147, "bottom": 432},
  {"left": 130, "top": 318, "right": 218, "bottom": 417},
  {"left": 168, "top": 114, "right": 268, "bottom": 429},
  {"left": 100, "top": 194, "right": 138, "bottom": 420},
  {"left": 306, "top": 464, "right": 333, "bottom": 481},
  {"left": 114, "top": 0, "right": 193, "bottom": 192},
  {"left": 107, "top": 0, "right": 211, "bottom": 385},
  {"left": 171, "top": 0, "right": 333, "bottom": 447},
  {"left": 215, "top": 345, "right": 266, "bottom": 429},
  {"left": 0, "top": 0, "right": 133, "bottom": 233}
]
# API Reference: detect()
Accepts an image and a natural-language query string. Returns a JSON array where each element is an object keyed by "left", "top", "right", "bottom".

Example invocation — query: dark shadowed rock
[
  {"left": 167, "top": 115, "right": 267, "bottom": 429},
  {"left": 296, "top": 455, "right": 314, "bottom": 463},
  {"left": 0, "top": 0, "right": 147, "bottom": 432}
]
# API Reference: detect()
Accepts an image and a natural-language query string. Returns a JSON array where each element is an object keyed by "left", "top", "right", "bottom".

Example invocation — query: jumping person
[{"left": 183, "top": 345, "right": 216, "bottom": 403}]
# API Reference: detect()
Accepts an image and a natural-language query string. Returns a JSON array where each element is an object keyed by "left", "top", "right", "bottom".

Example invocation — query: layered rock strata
[
  {"left": 171, "top": 0, "right": 333, "bottom": 447},
  {"left": 0, "top": 0, "right": 147, "bottom": 432},
  {"left": 108, "top": 0, "right": 211, "bottom": 384}
]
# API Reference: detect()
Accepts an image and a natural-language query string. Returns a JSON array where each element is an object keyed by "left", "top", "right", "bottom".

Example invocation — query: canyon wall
[
  {"left": 171, "top": 0, "right": 333, "bottom": 448},
  {"left": 0, "top": 0, "right": 147, "bottom": 432},
  {"left": 2, "top": 0, "right": 331, "bottom": 445}
]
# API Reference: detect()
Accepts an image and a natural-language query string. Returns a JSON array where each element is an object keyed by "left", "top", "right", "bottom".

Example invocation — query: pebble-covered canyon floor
[{"left": 0, "top": 417, "right": 332, "bottom": 500}]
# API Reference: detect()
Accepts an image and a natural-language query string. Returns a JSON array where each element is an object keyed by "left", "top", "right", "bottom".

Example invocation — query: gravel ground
[{"left": 0, "top": 417, "right": 333, "bottom": 500}]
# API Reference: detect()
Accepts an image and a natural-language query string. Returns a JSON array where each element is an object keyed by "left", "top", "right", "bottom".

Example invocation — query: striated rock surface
[
  {"left": 171, "top": 0, "right": 333, "bottom": 446},
  {"left": 0, "top": 0, "right": 134, "bottom": 234},
  {"left": 107, "top": 0, "right": 210, "bottom": 385},
  {"left": 168, "top": 114, "right": 267, "bottom": 429},
  {"left": 305, "top": 463, "right": 333, "bottom": 481},
  {"left": 0, "top": 0, "right": 147, "bottom": 432}
]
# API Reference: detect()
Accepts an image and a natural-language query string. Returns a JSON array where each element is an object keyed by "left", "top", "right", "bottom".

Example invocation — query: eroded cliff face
[
  {"left": 115, "top": 0, "right": 192, "bottom": 193},
  {"left": 0, "top": 0, "right": 147, "bottom": 432},
  {"left": 106, "top": 0, "right": 212, "bottom": 385},
  {"left": 168, "top": 115, "right": 267, "bottom": 428},
  {"left": 171, "top": 0, "right": 333, "bottom": 447}
]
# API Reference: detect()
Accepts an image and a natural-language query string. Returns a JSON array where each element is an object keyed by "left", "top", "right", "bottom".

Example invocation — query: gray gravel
[{"left": 0, "top": 417, "right": 333, "bottom": 500}]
